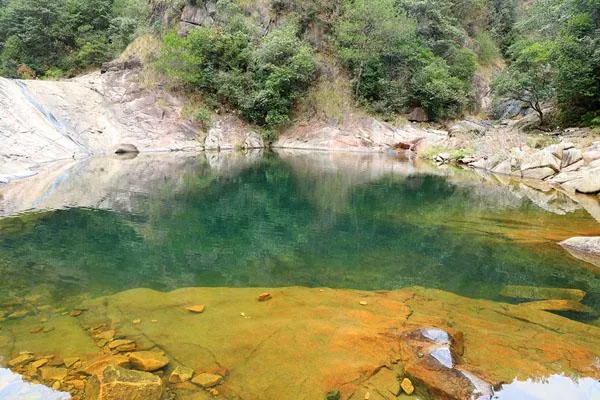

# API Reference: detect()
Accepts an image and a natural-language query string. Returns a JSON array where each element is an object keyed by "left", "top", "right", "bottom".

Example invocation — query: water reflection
[
  {"left": 492, "top": 374, "right": 600, "bottom": 400},
  {"left": 0, "top": 368, "right": 70, "bottom": 400},
  {"left": 0, "top": 151, "right": 599, "bottom": 311}
]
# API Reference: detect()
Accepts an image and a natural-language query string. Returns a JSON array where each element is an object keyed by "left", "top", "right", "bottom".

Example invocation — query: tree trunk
[{"left": 532, "top": 101, "right": 544, "bottom": 125}]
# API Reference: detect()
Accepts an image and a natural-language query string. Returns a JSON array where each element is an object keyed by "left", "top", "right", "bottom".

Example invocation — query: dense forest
[{"left": 0, "top": 0, "right": 598, "bottom": 129}]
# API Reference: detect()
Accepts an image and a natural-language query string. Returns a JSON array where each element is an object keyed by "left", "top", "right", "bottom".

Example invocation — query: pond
[{"left": 0, "top": 150, "right": 599, "bottom": 399}]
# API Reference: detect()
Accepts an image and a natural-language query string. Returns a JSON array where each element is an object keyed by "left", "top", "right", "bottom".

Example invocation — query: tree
[
  {"left": 335, "top": 0, "right": 417, "bottom": 101},
  {"left": 491, "top": 40, "right": 554, "bottom": 124}
]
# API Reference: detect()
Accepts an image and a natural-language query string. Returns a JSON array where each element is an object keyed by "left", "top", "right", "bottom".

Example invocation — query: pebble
[
  {"left": 191, "top": 373, "right": 223, "bottom": 388},
  {"left": 63, "top": 357, "right": 80, "bottom": 368},
  {"left": 132, "top": 319, "right": 141, "bottom": 324},
  {"left": 168, "top": 365, "right": 194, "bottom": 383},
  {"left": 52, "top": 381, "right": 61, "bottom": 390},
  {"left": 108, "top": 339, "right": 134, "bottom": 350},
  {"left": 359, "top": 301, "right": 368, "bottom": 306},
  {"left": 185, "top": 305, "right": 206, "bottom": 313},
  {"left": 8, "top": 353, "right": 35, "bottom": 367},
  {"left": 258, "top": 293, "right": 272, "bottom": 302},
  {"left": 30, "top": 326, "right": 44, "bottom": 334},
  {"left": 30, "top": 358, "right": 49, "bottom": 370},
  {"left": 401, "top": 378, "right": 415, "bottom": 395},
  {"left": 70, "top": 310, "right": 82, "bottom": 317}
]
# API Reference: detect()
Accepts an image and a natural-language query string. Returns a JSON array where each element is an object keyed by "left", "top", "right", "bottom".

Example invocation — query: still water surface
[{"left": 0, "top": 151, "right": 599, "bottom": 313}]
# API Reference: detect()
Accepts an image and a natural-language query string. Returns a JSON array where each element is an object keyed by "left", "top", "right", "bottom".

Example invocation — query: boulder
[
  {"left": 521, "top": 167, "right": 555, "bottom": 180},
  {"left": 86, "top": 365, "right": 163, "bottom": 400},
  {"left": 491, "top": 159, "right": 512, "bottom": 175},
  {"left": 583, "top": 150, "right": 600, "bottom": 164},
  {"left": 521, "top": 150, "right": 561, "bottom": 172},
  {"left": 448, "top": 120, "right": 489, "bottom": 135},
  {"left": 561, "top": 148, "right": 583, "bottom": 169},
  {"left": 407, "top": 107, "right": 428, "bottom": 123},
  {"left": 559, "top": 236, "right": 600, "bottom": 268},
  {"left": 8, "top": 353, "right": 35, "bottom": 367},
  {"left": 573, "top": 170, "right": 600, "bottom": 194},
  {"left": 128, "top": 351, "right": 169, "bottom": 372},
  {"left": 40, "top": 367, "right": 68, "bottom": 381},
  {"left": 113, "top": 144, "right": 140, "bottom": 154}
]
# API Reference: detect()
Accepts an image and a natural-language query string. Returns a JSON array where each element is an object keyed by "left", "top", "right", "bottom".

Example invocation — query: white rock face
[{"left": 0, "top": 71, "right": 202, "bottom": 182}]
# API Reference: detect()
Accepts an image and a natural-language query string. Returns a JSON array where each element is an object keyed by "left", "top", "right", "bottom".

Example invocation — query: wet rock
[
  {"left": 191, "top": 373, "right": 223, "bottom": 388},
  {"left": 407, "top": 107, "right": 428, "bottom": 122},
  {"left": 40, "top": 367, "right": 68, "bottom": 381},
  {"left": 362, "top": 367, "right": 400, "bottom": 398},
  {"left": 70, "top": 309, "right": 83, "bottom": 317},
  {"left": 113, "top": 144, "right": 140, "bottom": 155},
  {"left": 518, "top": 299, "right": 595, "bottom": 314},
  {"left": 128, "top": 351, "right": 169, "bottom": 372},
  {"left": 169, "top": 365, "right": 194, "bottom": 383},
  {"left": 325, "top": 389, "right": 341, "bottom": 400},
  {"left": 400, "top": 378, "right": 414, "bottom": 395},
  {"left": 108, "top": 339, "right": 135, "bottom": 350},
  {"left": 94, "top": 330, "right": 116, "bottom": 342},
  {"left": 86, "top": 365, "right": 163, "bottom": 400},
  {"left": 63, "top": 357, "right": 80, "bottom": 368},
  {"left": 8, "top": 353, "right": 35, "bottom": 367},
  {"left": 500, "top": 285, "right": 586, "bottom": 302},
  {"left": 258, "top": 293, "right": 272, "bottom": 302},
  {"left": 83, "top": 354, "right": 130, "bottom": 377},
  {"left": 185, "top": 305, "right": 206, "bottom": 313},
  {"left": 359, "top": 301, "right": 368, "bottom": 306}
]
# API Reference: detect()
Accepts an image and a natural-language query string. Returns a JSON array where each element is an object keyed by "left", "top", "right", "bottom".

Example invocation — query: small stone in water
[
  {"left": 52, "top": 381, "right": 61, "bottom": 390},
  {"left": 401, "top": 378, "right": 415, "bottom": 395},
  {"left": 30, "top": 358, "right": 49, "bottom": 370},
  {"left": 43, "top": 326, "right": 55, "bottom": 333},
  {"left": 40, "top": 366, "right": 68, "bottom": 381},
  {"left": 132, "top": 319, "right": 141, "bottom": 324},
  {"left": 8, "top": 353, "right": 35, "bottom": 367},
  {"left": 108, "top": 339, "right": 135, "bottom": 350},
  {"left": 258, "top": 293, "right": 272, "bottom": 302},
  {"left": 326, "top": 389, "right": 341, "bottom": 400},
  {"left": 169, "top": 365, "right": 194, "bottom": 383},
  {"left": 30, "top": 326, "right": 44, "bottom": 334},
  {"left": 191, "top": 373, "right": 223, "bottom": 388},
  {"left": 359, "top": 301, "right": 368, "bottom": 306},
  {"left": 63, "top": 357, "right": 80, "bottom": 368},
  {"left": 364, "top": 391, "right": 370, "bottom": 399},
  {"left": 70, "top": 310, "right": 82, "bottom": 317},
  {"left": 185, "top": 305, "right": 206, "bottom": 313}
]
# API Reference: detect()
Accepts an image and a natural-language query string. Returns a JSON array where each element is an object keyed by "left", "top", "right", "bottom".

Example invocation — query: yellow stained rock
[
  {"left": 8, "top": 353, "right": 34, "bottom": 367},
  {"left": 191, "top": 373, "right": 223, "bottom": 388},
  {"left": 63, "top": 357, "right": 80, "bottom": 368},
  {"left": 108, "top": 339, "right": 135, "bottom": 350},
  {"left": 401, "top": 378, "right": 415, "bottom": 395},
  {"left": 129, "top": 351, "right": 170, "bottom": 372},
  {"left": 258, "top": 293, "right": 272, "bottom": 302},
  {"left": 40, "top": 367, "right": 68, "bottom": 381},
  {"left": 185, "top": 305, "right": 206, "bottom": 313},
  {"left": 30, "top": 358, "right": 49, "bottom": 370},
  {"left": 169, "top": 365, "right": 194, "bottom": 383}
]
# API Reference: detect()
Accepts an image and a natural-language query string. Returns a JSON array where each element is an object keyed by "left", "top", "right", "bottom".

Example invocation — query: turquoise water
[{"left": 0, "top": 152, "right": 599, "bottom": 312}]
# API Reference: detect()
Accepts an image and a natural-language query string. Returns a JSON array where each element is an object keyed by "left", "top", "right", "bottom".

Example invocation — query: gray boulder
[{"left": 559, "top": 236, "right": 600, "bottom": 268}]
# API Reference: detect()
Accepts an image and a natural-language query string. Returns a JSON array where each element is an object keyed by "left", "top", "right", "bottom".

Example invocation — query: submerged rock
[
  {"left": 168, "top": 365, "right": 194, "bottom": 383},
  {"left": 500, "top": 285, "right": 586, "bottom": 302},
  {"left": 8, "top": 353, "right": 34, "bottom": 368},
  {"left": 128, "top": 351, "right": 169, "bottom": 372},
  {"left": 86, "top": 365, "right": 163, "bottom": 400},
  {"left": 191, "top": 373, "right": 223, "bottom": 388},
  {"left": 400, "top": 378, "right": 414, "bottom": 395}
]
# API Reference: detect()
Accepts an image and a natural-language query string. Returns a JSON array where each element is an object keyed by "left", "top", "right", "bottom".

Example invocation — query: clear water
[{"left": 0, "top": 151, "right": 599, "bottom": 313}]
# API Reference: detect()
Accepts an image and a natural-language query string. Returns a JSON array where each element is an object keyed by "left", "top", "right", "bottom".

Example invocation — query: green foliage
[
  {"left": 498, "top": 0, "right": 600, "bottom": 125},
  {"left": 491, "top": 40, "right": 554, "bottom": 124},
  {"left": 334, "top": 0, "right": 476, "bottom": 119},
  {"left": 0, "top": 0, "right": 149, "bottom": 77},
  {"left": 157, "top": 5, "right": 316, "bottom": 130},
  {"left": 475, "top": 31, "right": 501, "bottom": 65}
]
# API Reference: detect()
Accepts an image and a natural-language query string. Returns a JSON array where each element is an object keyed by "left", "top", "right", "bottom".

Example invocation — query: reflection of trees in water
[{"left": 0, "top": 155, "right": 598, "bottom": 313}]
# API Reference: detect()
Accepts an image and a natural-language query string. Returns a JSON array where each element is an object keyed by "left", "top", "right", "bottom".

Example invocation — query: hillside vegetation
[{"left": 0, "top": 0, "right": 598, "bottom": 133}]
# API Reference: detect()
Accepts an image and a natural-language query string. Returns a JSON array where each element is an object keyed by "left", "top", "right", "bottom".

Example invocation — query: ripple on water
[
  {"left": 492, "top": 375, "right": 600, "bottom": 400},
  {"left": 0, "top": 368, "right": 70, "bottom": 400}
]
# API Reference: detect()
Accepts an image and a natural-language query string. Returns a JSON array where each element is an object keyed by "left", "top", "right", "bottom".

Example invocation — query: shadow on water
[{"left": 0, "top": 151, "right": 599, "bottom": 314}]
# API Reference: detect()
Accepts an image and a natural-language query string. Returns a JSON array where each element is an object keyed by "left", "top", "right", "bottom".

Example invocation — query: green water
[{"left": 1, "top": 152, "right": 599, "bottom": 313}]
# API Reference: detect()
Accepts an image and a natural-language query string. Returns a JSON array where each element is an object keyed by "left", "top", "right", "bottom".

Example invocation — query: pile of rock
[{"left": 464, "top": 141, "right": 600, "bottom": 195}]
